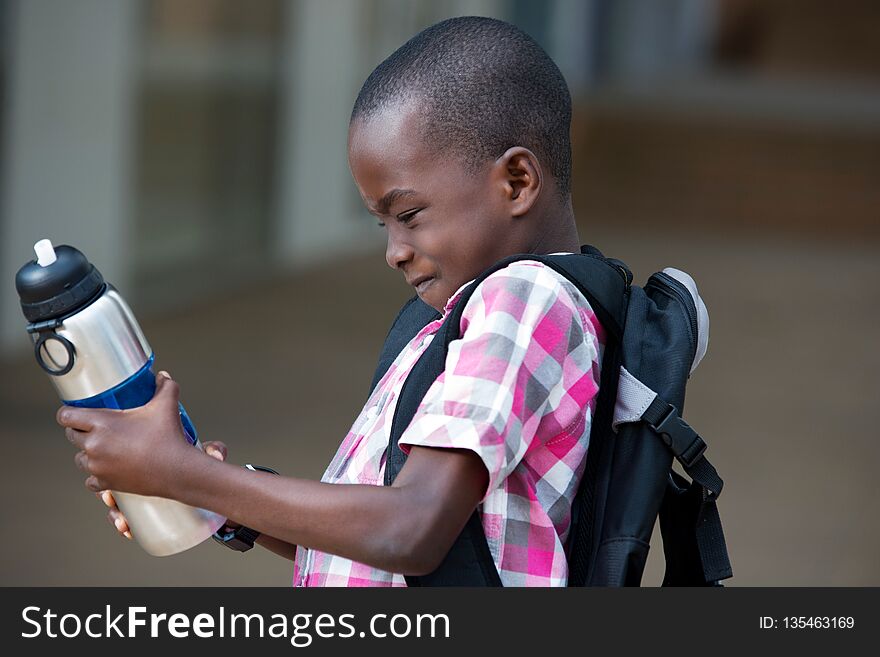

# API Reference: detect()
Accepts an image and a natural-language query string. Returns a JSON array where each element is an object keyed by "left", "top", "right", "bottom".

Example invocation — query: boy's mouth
[{"left": 408, "top": 275, "right": 434, "bottom": 294}]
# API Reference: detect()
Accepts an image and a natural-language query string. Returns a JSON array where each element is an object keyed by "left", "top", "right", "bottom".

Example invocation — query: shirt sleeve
[{"left": 398, "top": 261, "right": 601, "bottom": 500}]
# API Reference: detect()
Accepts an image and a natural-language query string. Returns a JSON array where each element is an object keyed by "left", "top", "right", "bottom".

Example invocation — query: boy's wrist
[
  {"left": 161, "top": 439, "right": 220, "bottom": 501},
  {"left": 211, "top": 464, "right": 279, "bottom": 552}
]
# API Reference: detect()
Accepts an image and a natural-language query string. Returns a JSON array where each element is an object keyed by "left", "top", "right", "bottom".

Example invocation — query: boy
[{"left": 58, "top": 16, "right": 604, "bottom": 586}]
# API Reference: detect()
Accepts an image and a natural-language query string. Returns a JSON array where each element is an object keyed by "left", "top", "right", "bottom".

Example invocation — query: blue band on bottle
[{"left": 63, "top": 353, "right": 198, "bottom": 445}]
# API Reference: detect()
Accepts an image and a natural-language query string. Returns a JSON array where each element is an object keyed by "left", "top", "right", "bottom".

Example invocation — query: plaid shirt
[{"left": 293, "top": 259, "right": 605, "bottom": 586}]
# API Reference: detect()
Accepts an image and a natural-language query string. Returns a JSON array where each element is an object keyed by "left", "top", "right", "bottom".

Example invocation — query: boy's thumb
[{"left": 153, "top": 371, "right": 180, "bottom": 407}]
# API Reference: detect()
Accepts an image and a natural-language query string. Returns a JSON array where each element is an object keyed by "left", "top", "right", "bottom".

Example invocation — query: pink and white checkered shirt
[{"left": 292, "top": 259, "right": 605, "bottom": 586}]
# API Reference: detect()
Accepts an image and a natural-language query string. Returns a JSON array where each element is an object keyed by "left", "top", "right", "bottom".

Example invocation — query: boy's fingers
[
  {"left": 108, "top": 508, "right": 130, "bottom": 536},
  {"left": 107, "top": 509, "right": 129, "bottom": 534},
  {"left": 85, "top": 475, "right": 108, "bottom": 493},
  {"left": 204, "top": 440, "right": 228, "bottom": 461},
  {"left": 74, "top": 450, "right": 89, "bottom": 472},
  {"left": 108, "top": 508, "right": 127, "bottom": 531},
  {"left": 64, "top": 427, "right": 87, "bottom": 450},
  {"left": 98, "top": 490, "right": 117, "bottom": 509},
  {"left": 56, "top": 405, "right": 102, "bottom": 431}
]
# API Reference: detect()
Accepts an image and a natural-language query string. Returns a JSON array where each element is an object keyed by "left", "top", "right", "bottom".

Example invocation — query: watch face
[
  {"left": 216, "top": 527, "right": 237, "bottom": 541},
  {"left": 213, "top": 527, "right": 256, "bottom": 551}
]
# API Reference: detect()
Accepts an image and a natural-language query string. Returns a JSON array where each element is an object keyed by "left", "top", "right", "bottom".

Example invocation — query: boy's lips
[{"left": 408, "top": 275, "right": 435, "bottom": 293}]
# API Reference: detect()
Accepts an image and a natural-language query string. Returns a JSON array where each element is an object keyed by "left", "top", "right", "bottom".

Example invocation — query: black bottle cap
[{"left": 15, "top": 244, "right": 105, "bottom": 323}]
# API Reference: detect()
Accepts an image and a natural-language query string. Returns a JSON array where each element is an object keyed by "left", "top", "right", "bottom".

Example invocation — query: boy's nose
[{"left": 385, "top": 235, "right": 414, "bottom": 270}]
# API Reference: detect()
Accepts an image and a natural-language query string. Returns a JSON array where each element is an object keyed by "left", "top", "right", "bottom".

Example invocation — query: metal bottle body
[{"left": 37, "top": 285, "right": 225, "bottom": 557}]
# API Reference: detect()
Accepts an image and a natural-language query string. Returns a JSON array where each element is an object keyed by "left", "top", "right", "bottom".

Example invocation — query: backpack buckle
[{"left": 649, "top": 403, "right": 707, "bottom": 468}]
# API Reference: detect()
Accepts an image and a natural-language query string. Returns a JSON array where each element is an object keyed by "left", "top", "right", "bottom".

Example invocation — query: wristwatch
[{"left": 212, "top": 464, "right": 279, "bottom": 552}]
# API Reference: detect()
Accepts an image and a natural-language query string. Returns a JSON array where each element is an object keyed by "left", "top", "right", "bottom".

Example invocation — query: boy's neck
[{"left": 528, "top": 199, "right": 580, "bottom": 255}]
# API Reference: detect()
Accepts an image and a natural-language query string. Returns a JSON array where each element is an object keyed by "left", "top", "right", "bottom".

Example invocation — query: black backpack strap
[
  {"left": 368, "top": 296, "right": 440, "bottom": 396},
  {"left": 642, "top": 397, "right": 733, "bottom": 585},
  {"left": 658, "top": 471, "right": 732, "bottom": 585},
  {"left": 538, "top": 247, "right": 630, "bottom": 586},
  {"left": 565, "top": 335, "right": 623, "bottom": 586},
  {"left": 382, "top": 246, "right": 628, "bottom": 586},
  {"left": 384, "top": 271, "right": 504, "bottom": 586},
  {"left": 404, "top": 512, "right": 503, "bottom": 587},
  {"left": 369, "top": 295, "right": 499, "bottom": 585}
]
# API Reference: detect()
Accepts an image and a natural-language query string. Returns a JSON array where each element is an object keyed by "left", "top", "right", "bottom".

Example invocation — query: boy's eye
[
  {"left": 397, "top": 209, "right": 421, "bottom": 223},
  {"left": 375, "top": 209, "right": 421, "bottom": 228}
]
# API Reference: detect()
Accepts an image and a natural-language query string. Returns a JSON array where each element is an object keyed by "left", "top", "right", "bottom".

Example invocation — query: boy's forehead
[
  {"left": 348, "top": 103, "right": 425, "bottom": 156},
  {"left": 348, "top": 102, "right": 429, "bottom": 171}
]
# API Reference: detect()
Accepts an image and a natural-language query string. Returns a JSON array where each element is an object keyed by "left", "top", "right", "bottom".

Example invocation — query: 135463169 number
[{"left": 783, "top": 616, "right": 855, "bottom": 629}]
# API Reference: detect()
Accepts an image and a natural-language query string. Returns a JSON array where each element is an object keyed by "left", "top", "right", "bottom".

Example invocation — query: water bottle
[{"left": 14, "top": 239, "right": 226, "bottom": 556}]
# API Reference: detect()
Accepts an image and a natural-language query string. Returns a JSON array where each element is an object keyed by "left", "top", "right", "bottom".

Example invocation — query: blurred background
[{"left": 0, "top": 0, "right": 877, "bottom": 586}]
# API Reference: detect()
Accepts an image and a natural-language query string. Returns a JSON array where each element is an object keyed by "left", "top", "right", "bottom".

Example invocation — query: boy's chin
[
  {"left": 416, "top": 280, "right": 445, "bottom": 312},
  {"left": 418, "top": 293, "right": 443, "bottom": 313}
]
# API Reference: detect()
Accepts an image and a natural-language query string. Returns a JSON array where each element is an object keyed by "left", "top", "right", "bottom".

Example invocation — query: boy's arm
[
  {"left": 254, "top": 534, "right": 298, "bottom": 561},
  {"left": 165, "top": 444, "right": 487, "bottom": 575},
  {"left": 59, "top": 374, "right": 487, "bottom": 576}
]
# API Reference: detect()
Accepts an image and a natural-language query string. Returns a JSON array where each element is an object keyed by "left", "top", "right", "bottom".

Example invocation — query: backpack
[{"left": 368, "top": 244, "right": 732, "bottom": 586}]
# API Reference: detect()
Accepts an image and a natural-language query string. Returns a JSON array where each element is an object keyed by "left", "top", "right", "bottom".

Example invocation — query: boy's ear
[{"left": 493, "top": 147, "right": 543, "bottom": 217}]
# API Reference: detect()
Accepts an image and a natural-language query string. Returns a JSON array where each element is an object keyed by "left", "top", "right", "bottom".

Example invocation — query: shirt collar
[{"left": 440, "top": 252, "right": 575, "bottom": 316}]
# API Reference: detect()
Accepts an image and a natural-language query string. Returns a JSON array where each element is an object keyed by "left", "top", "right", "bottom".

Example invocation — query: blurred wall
[
  {"left": 1, "top": 0, "right": 138, "bottom": 354},
  {"left": 4, "top": 0, "right": 878, "bottom": 355},
  {"left": 0, "top": 0, "right": 514, "bottom": 357}
]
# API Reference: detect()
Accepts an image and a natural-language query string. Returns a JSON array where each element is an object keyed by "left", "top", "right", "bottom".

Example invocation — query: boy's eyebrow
[{"left": 373, "top": 188, "right": 418, "bottom": 215}]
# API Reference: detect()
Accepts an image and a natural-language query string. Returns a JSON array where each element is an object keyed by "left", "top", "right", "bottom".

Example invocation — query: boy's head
[{"left": 348, "top": 16, "right": 578, "bottom": 311}]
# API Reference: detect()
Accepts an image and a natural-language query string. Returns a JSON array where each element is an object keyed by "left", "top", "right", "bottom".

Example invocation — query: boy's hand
[
  {"left": 99, "top": 441, "right": 230, "bottom": 540},
  {"left": 57, "top": 371, "right": 199, "bottom": 498}
]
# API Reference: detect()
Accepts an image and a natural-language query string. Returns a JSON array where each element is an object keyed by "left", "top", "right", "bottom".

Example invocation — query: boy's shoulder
[
  {"left": 460, "top": 256, "right": 594, "bottom": 316},
  {"left": 450, "top": 256, "right": 602, "bottom": 345}
]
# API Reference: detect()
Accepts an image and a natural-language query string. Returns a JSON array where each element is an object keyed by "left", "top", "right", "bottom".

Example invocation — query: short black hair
[{"left": 351, "top": 16, "right": 572, "bottom": 195}]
